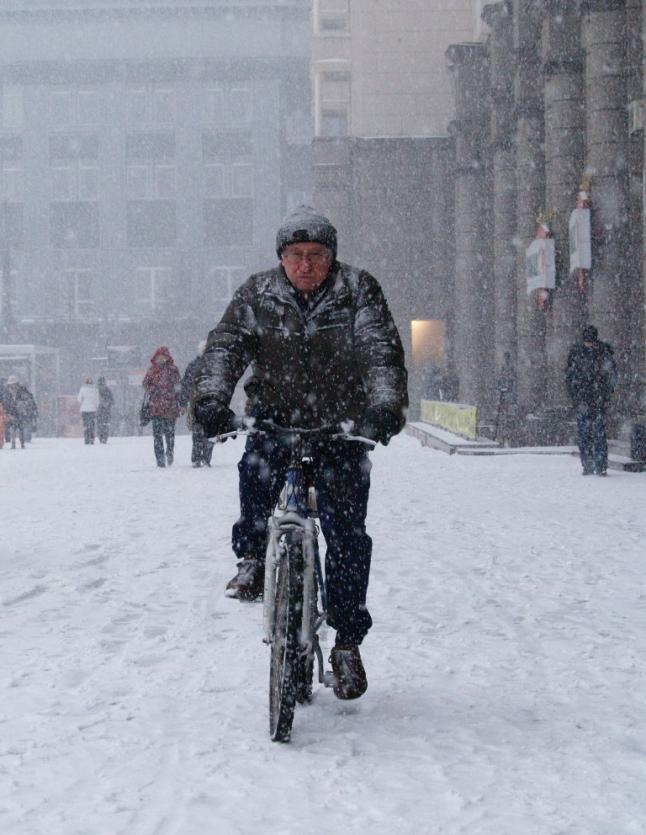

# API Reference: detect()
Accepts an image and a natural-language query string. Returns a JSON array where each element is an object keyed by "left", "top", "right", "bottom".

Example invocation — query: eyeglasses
[{"left": 282, "top": 250, "right": 331, "bottom": 265}]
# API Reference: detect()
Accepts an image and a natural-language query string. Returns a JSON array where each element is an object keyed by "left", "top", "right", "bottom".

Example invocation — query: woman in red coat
[{"left": 142, "top": 346, "right": 181, "bottom": 467}]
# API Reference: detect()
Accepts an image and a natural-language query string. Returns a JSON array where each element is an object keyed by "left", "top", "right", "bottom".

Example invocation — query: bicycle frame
[
  {"left": 264, "top": 513, "right": 318, "bottom": 648},
  {"left": 263, "top": 447, "right": 323, "bottom": 658},
  {"left": 214, "top": 419, "right": 375, "bottom": 699}
]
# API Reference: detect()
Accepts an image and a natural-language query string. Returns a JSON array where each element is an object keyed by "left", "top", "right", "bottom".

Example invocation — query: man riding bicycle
[{"left": 194, "top": 206, "right": 408, "bottom": 700}]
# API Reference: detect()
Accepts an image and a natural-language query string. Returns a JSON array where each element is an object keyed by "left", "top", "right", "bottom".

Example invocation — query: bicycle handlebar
[{"left": 212, "top": 416, "right": 377, "bottom": 447}]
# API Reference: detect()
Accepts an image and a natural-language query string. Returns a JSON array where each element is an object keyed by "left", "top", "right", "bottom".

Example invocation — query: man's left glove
[
  {"left": 358, "top": 406, "right": 403, "bottom": 446},
  {"left": 193, "top": 402, "right": 237, "bottom": 439}
]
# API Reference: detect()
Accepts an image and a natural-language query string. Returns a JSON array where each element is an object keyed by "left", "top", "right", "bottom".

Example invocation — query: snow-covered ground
[{"left": 2, "top": 433, "right": 646, "bottom": 835}]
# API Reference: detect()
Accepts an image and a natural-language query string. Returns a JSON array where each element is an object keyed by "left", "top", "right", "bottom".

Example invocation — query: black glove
[
  {"left": 358, "top": 407, "right": 402, "bottom": 446},
  {"left": 193, "top": 403, "right": 237, "bottom": 439}
]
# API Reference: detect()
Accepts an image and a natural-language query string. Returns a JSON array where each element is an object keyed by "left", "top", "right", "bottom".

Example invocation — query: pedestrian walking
[
  {"left": 565, "top": 325, "right": 617, "bottom": 476},
  {"left": 97, "top": 377, "right": 114, "bottom": 444},
  {"left": 0, "top": 402, "right": 6, "bottom": 449},
  {"left": 78, "top": 378, "right": 100, "bottom": 445},
  {"left": 142, "top": 346, "right": 181, "bottom": 467},
  {"left": 494, "top": 352, "right": 517, "bottom": 445},
  {"left": 180, "top": 341, "right": 214, "bottom": 467},
  {"left": 4, "top": 375, "right": 37, "bottom": 449}
]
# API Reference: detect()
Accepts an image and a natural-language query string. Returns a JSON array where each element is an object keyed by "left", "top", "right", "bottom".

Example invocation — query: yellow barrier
[{"left": 420, "top": 399, "right": 477, "bottom": 440}]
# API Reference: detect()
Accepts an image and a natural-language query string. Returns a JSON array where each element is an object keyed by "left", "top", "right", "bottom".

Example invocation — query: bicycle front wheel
[{"left": 269, "top": 537, "right": 303, "bottom": 742}]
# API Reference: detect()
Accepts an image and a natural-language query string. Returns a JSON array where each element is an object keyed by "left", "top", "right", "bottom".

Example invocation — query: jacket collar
[{"left": 272, "top": 263, "right": 345, "bottom": 314}]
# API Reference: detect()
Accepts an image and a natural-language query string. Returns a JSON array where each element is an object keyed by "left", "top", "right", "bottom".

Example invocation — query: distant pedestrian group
[
  {"left": 77, "top": 376, "right": 114, "bottom": 445},
  {"left": 1, "top": 375, "right": 38, "bottom": 450}
]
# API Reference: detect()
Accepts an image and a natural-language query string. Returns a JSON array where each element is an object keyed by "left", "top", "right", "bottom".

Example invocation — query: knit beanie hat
[{"left": 275, "top": 205, "right": 337, "bottom": 259}]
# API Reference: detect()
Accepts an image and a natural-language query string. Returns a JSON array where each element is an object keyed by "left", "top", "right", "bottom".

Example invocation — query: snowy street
[{"left": 2, "top": 433, "right": 646, "bottom": 835}]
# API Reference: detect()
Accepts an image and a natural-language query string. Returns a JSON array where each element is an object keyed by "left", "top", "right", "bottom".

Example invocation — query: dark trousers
[
  {"left": 97, "top": 411, "right": 110, "bottom": 443},
  {"left": 191, "top": 423, "right": 213, "bottom": 466},
  {"left": 10, "top": 421, "right": 25, "bottom": 448},
  {"left": 152, "top": 417, "right": 175, "bottom": 465},
  {"left": 82, "top": 412, "right": 96, "bottom": 444},
  {"left": 233, "top": 434, "right": 373, "bottom": 645},
  {"left": 576, "top": 404, "right": 608, "bottom": 473}
]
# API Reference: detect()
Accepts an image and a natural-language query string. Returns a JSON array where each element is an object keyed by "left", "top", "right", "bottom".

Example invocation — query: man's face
[{"left": 281, "top": 242, "right": 332, "bottom": 295}]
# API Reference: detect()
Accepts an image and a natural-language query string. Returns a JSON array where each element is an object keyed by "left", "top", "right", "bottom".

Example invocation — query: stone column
[
  {"left": 582, "top": 0, "right": 635, "bottom": 419},
  {"left": 542, "top": 3, "right": 587, "bottom": 414},
  {"left": 446, "top": 43, "right": 493, "bottom": 408},
  {"left": 483, "top": 2, "right": 517, "bottom": 374},
  {"left": 642, "top": 0, "right": 646, "bottom": 411},
  {"left": 625, "top": 0, "right": 644, "bottom": 415},
  {"left": 513, "top": 0, "right": 546, "bottom": 425}
]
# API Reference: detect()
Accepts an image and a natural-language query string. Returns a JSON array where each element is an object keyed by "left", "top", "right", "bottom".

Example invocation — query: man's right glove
[
  {"left": 193, "top": 402, "right": 237, "bottom": 439},
  {"left": 358, "top": 406, "right": 403, "bottom": 446}
]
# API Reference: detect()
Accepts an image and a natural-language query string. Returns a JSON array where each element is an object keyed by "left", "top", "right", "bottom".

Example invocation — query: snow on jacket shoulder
[
  {"left": 195, "top": 262, "right": 408, "bottom": 429},
  {"left": 78, "top": 384, "right": 100, "bottom": 412}
]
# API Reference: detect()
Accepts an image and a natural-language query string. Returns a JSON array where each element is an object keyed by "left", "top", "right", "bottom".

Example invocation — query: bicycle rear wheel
[{"left": 269, "top": 538, "right": 303, "bottom": 742}]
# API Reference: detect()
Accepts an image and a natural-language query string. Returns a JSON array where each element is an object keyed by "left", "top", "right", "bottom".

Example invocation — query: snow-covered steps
[{"left": 407, "top": 421, "right": 646, "bottom": 470}]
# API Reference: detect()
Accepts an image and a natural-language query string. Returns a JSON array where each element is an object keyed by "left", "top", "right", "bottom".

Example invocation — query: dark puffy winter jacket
[
  {"left": 565, "top": 339, "right": 617, "bottom": 410},
  {"left": 195, "top": 262, "right": 408, "bottom": 429}
]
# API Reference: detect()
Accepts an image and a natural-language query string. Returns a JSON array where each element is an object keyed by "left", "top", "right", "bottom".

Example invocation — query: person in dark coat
[
  {"left": 494, "top": 352, "right": 517, "bottom": 445},
  {"left": 180, "top": 341, "right": 214, "bottom": 468},
  {"left": 143, "top": 346, "right": 181, "bottom": 467},
  {"left": 194, "top": 205, "right": 408, "bottom": 700},
  {"left": 97, "top": 377, "right": 114, "bottom": 444},
  {"left": 4, "top": 376, "right": 37, "bottom": 449},
  {"left": 565, "top": 325, "right": 617, "bottom": 476}
]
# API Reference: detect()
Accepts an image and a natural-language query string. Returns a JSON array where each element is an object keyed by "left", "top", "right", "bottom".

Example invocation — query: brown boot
[
  {"left": 329, "top": 643, "right": 368, "bottom": 700},
  {"left": 225, "top": 556, "right": 264, "bottom": 600}
]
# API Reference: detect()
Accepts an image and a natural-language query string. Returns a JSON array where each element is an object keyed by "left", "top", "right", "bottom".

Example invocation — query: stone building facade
[
  {"left": 0, "top": 0, "right": 311, "bottom": 428},
  {"left": 314, "top": 0, "right": 645, "bottom": 442},
  {"left": 311, "top": 0, "right": 480, "bottom": 408},
  {"left": 447, "top": 0, "right": 645, "bottom": 441}
]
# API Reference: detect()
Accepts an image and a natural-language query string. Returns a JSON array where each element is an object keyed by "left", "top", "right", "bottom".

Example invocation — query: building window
[
  {"left": 204, "top": 162, "right": 253, "bottom": 198},
  {"left": 209, "top": 266, "right": 246, "bottom": 305},
  {"left": 0, "top": 265, "right": 18, "bottom": 320},
  {"left": 231, "top": 163, "right": 253, "bottom": 197},
  {"left": 50, "top": 89, "right": 74, "bottom": 127},
  {"left": 205, "top": 163, "right": 225, "bottom": 197},
  {"left": 205, "top": 84, "right": 253, "bottom": 126},
  {"left": 229, "top": 86, "right": 252, "bottom": 126},
  {"left": 127, "top": 163, "right": 176, "bottom": 199},
  {"left": 50, "top": 87, "right": 100, "bottom": 127},
  {"left": 134, "top": 266, "right": 173, "bottom": 312},
  {"left": 1, "top": 85, "right": 24, "bottom": 129},
  {"left": 126, "top": 85, "right": 175, "bottom": 126},
  {"left": 50, "top": 203, "right": 100, "bottom": 248},
  {"left": 315, "top": 0, "right": 350, "bottom": 33},
  {"left": 127, "top": 201, "right": 176, "bottom": 247},
  {"left": 1, "top": 165, "right": 23, "bottom": 202},
  {"left": 205, "top": 86, "right": 225, "bottom": 124},
  {"left": 78, "top": 89, "right": 99, "bottom": 125},
  {"left": 0, "top": 203, "right": 23, "bottom": 248},
  {"left": 65, "top": 269, "right": 95, "bottom": 319},
  {"left": 51, "top": 163, "right": 99, "bottom": 201},
  {"left": 320, "top": 109, "right": 348, "bottom": 137}
]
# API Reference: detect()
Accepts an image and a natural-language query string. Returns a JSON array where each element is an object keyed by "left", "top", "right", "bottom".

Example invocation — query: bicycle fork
[
  {"left": 262, "top": 512, "right": 316, "bottom": 641},
  {"left": 263, "top": 513, "right": 333, "bottom": 685}
]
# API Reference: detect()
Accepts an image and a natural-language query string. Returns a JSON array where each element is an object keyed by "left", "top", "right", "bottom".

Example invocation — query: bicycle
[{"left": 219, "top": 418, "right": 374, "bottom": 742}]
